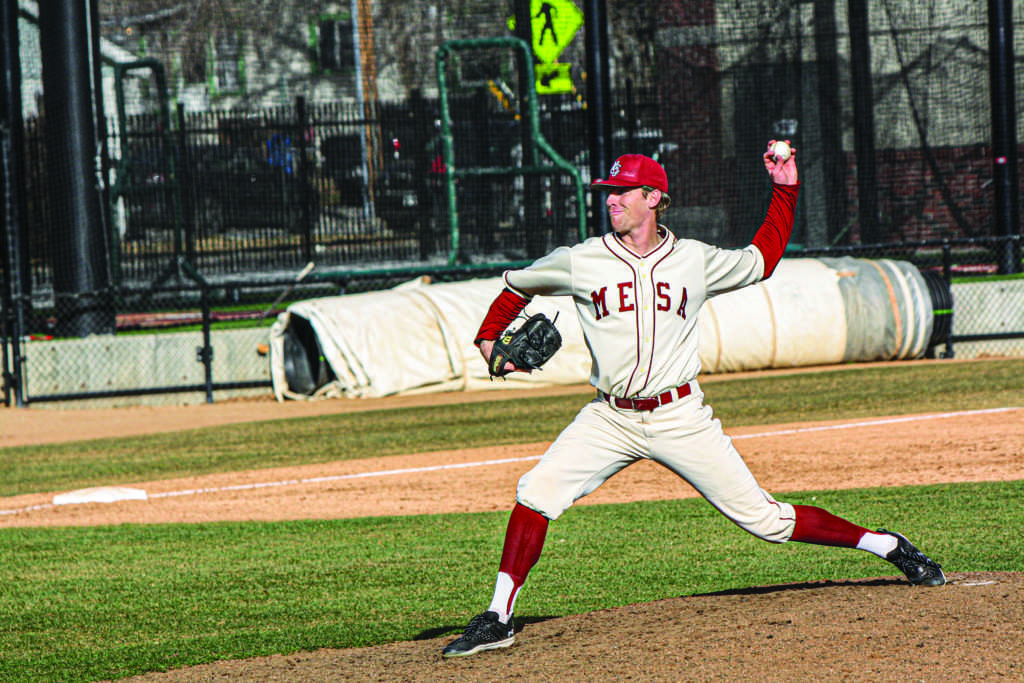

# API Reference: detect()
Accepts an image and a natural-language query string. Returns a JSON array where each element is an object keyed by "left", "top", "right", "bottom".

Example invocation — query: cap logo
[{"left": 609, "top": 160, "right": 621, "bottom": 176}]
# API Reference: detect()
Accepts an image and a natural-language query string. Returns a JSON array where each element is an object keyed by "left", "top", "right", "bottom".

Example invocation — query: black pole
[
  {"left": 847, "top": 0, "right": 881, "bottom": 244},
  {"left": 514, "top": 0, "right": 545, "bottom": 258},
  {"left": 295, "top": 95, "right": 314, "bottom": 262},
  {"left": 583, "top": 0, "right": 611, "bottom": 236},
  {"left": 814, "top": 0, "right": 845, "bottom": 245},
  {"left": 39, "top": 0, "right": 115, "bottom": 337},
  {"left": 175, "top": 102, "right": 197, "bottom": 264},
  {"left": 1, "top": 0, "right": 28, "bottom": 405},
  {"left": 87, "top": 0, "right": 112, "bottom": 254},
  {"left": 988, "top": 0, "right": 1020, "bottom": 274},
  {"left": 200, "top": 282, "right": 213, "bottom": 404}
]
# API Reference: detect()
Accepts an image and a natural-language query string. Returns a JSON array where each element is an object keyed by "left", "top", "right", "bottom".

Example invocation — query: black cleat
[
  {"left": 879, "top": 529, "right": 946, "bottom": 586},
  {"left": 441, "top": 611, "right": 514, "bottom": 658}
]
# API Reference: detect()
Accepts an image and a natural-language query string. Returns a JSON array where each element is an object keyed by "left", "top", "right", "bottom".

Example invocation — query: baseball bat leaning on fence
[{"left": 260, "top": 262, "right": 316, "bottom": 322}]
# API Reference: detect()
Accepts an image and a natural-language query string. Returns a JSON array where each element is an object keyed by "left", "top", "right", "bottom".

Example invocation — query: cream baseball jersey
[{"left": 503, "top": 229, "right": 765, "bottom": 398}]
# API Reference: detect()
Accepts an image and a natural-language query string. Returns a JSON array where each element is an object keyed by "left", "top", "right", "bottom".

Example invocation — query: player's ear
[{"left": 647, "top": 189, "right": 662, "bottom": 208}]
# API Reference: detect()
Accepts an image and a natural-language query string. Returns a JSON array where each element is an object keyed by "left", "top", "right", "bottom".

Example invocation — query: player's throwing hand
[{"left": 764, "top": 139, "right": 798, "bottom": 185}]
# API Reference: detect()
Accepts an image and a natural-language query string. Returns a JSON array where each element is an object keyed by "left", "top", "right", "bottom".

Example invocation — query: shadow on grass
[
  {"left": 417, "top": 578, "right": 911, "bottom": 641},
  {"left": 691, "top": 576, "right": 906, "bottom": 598}
]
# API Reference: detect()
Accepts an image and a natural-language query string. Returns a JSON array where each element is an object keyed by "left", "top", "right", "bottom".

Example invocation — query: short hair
[{"left": 641, "top": 186, "right": 673, "bottom": 220}]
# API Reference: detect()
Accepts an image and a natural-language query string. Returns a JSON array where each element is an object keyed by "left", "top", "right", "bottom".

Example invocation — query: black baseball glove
[{"left": 488, "top": 313, "right": 562, "bottom": 378}]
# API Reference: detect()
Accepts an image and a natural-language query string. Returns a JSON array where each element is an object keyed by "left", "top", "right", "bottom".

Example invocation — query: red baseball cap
[{"left": 591, "top": 154, "right": 668, "bottom": 193}]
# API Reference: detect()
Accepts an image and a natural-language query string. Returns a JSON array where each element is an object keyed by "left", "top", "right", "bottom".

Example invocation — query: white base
[{"left": 53, "top": 486, "right": 149, "bottom": 505}]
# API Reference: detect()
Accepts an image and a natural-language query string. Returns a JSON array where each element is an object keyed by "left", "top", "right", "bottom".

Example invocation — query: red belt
[{"left": 599, "top": 383, "right": 692, "bottom": 411}]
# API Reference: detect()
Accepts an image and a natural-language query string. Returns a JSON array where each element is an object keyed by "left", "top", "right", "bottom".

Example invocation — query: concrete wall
[
  {"left": 949, "top": 279, "right": 1024, "bottom": 360},
  {"left": 20, "top": 327, "right": 273, "bottom": 408}
]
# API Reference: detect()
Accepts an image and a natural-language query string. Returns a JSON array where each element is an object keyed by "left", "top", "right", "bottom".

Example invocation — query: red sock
[
  {"left": 498, "top": 503, "right": 549, "bottom": 586},
  {"left": 790, "top": 504, "right": 870, "bottom": 548}
]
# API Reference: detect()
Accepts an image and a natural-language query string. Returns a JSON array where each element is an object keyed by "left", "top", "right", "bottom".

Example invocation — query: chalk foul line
[{"left": 730, "top": 406, "right": 1020, "bottom": 440}]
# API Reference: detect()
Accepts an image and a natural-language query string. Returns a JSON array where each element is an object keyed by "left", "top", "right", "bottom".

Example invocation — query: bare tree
[{"left": 99, "top": 0, "right": 325, "bottom": 78}]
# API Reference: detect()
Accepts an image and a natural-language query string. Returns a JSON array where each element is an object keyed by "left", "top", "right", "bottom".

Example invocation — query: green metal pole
[{"left": 435, "top": 37, "right": 588, "bottom": 259}]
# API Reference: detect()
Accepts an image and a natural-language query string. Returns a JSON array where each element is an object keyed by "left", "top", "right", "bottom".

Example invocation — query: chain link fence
[{"left": 2, "top": 0, "right": 1023, "bottom": 406}]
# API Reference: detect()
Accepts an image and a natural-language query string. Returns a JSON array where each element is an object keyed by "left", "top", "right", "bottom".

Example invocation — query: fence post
[
  {"left": 583, "top": 0, "right": 612, "bottom": 238},
  {"left": 177, "top": 257, "right": 214, "bottom": 403},
  {"left": 39, "top": 0, "right": 115, "bottom": 336},
  {"left": 175, "top": 103, "right": 198, "bottom": 265},
  {"left": 988, "top": 0, "right": 1021, "bottom": 274},
  {"left": 199, "top": 282, "right": 213, "bottom": 404},
  {"left": 847, "top": 0, "right": 881, "bottom": 244},
  {"left": 941, "top": 240, "right": 954, "bottom": 359},
  {"left": 296, "top": 95, "right": 314, "bottom": 263},
  {"left": 1, "top": 0, "right": 28, "bottom": 406}
]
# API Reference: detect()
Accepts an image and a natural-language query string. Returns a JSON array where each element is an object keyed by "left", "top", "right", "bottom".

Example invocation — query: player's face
[{"left": 605, "top": 186, "right": 654, "bottom": 234}]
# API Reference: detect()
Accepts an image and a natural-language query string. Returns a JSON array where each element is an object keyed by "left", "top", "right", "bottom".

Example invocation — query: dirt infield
[
  {"left": 3, "top": 401, "right": 1023, "bottom": 528},
  {"left": 118, "top": 572, "right": 1023, "bottom": 683},
  {"left": 2, "top": 380, "right": 1022, "bottom": 681}
]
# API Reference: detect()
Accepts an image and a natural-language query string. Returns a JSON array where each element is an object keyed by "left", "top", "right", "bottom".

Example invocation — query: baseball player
[{"left": 441, "top": 147, "right": 945, "bottom": 658}]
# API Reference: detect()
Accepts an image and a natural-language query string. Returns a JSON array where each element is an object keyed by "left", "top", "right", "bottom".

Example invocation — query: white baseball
[{"left": 771, "top": 140, "right": 791, "bottom": 162}]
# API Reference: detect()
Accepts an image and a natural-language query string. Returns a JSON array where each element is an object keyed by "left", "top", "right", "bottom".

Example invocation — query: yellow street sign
[
  {"left": 536, "top": 63, "right": 574, "bottom": 95},
  {"left": 531, "top": 0, "right": 583, "bottom": 64}
]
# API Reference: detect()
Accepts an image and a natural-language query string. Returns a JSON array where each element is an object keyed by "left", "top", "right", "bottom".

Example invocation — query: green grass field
[{"left": 0, "top": 358, "right": 1022, "bottom": 683}]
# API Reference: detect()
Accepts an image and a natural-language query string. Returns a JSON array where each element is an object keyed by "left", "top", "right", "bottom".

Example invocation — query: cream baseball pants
[{"left": 516, "top": 382, "right": 796, "bottom": 543}]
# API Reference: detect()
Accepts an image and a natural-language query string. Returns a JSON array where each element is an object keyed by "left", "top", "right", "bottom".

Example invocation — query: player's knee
[
  {"left": 750, "top": 524, "right": 793, "bottom": 544},
  {"left": 516, "top": 471, "right": 572, "bottom": 521},
  {"left": 734, "top": 500, "right": 796, "bottom": 544}
]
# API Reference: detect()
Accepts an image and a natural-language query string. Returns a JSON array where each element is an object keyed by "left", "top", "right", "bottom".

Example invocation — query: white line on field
[
  {"left": 729, "top": 406, "right": 1020, "bottom": 440},
  {"left": 148, "top": 456, "right": 543, "bottom": 499},
  {"left": 1, "top": 406, "right": 1019, "bottom": 517}
]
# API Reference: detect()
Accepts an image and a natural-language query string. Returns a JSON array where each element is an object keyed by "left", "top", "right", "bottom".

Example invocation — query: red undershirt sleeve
[
  {"left": 475, "top": 288, "right": 530, "bottom": 345},
  {"left": 750, "top": 182, "right": 800, "bottom": 279}
]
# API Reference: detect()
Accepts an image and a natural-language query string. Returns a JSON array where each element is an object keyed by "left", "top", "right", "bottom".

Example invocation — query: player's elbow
[{"left": 750, "top": 244, "right": 773, "bottom": 280}]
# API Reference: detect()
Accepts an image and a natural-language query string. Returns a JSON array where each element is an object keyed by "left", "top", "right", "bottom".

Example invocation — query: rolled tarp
[
  {"left": 823, "top": 256, "right": 935, "bottom": 362},
  {"left": 269, "top": 276, "right": 590, "bottom": 400},
  {"left": 269, "top": 257, "right": 942, "bottom": 400}
]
